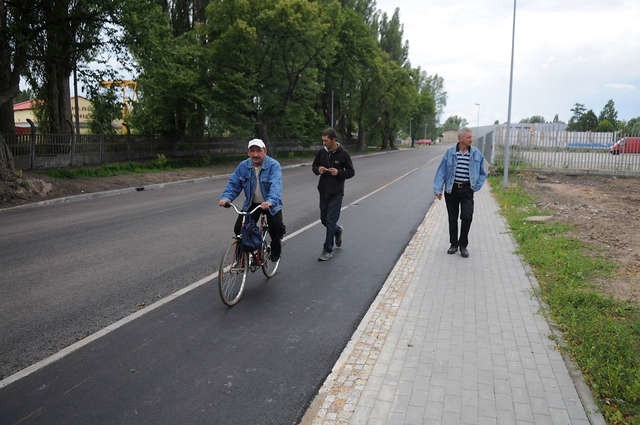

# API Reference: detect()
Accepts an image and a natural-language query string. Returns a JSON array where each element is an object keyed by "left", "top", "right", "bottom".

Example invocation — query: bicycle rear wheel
[
  {"left": 219, "top": 239, "right": 249, "bottom": 306},
  {"left": 261, "top": 231, "right": 279, "bottom": 278}
]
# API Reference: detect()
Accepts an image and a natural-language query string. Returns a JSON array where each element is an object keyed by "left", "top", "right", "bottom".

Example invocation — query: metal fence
[
  {"left": 2, "top": 133, "right": 316, "bottom": 169},
  {"left": 474, "top": 123, "right": 640, "bottom": 176}
]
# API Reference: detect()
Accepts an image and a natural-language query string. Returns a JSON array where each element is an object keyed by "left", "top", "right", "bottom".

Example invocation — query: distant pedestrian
[
  {"left": 433, "top": 127, "right": 487, "bottom": 258},
  {"left": 312, "top": 128, "right": 355, "bottom": 261}
]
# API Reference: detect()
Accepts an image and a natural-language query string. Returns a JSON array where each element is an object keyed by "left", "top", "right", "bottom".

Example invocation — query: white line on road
[{"left": 0, "top": 166, "right": 420, "bottom": 389}]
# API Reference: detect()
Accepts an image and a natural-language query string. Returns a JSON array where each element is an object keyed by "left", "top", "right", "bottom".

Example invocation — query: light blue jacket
[
  {"left": 221, "top": 156, "right": 283, "bottom": 215},
  {"left": 433, "top": 144, "right": 487, "bottom": 194}
]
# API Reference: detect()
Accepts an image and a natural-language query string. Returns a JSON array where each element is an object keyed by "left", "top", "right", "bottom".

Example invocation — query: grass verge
[
  {"left": 42, "top": 151, "right": 316, "bottom": 179},
  {"left": 489, "top": 173, "right": 640, "bottom": 425}
]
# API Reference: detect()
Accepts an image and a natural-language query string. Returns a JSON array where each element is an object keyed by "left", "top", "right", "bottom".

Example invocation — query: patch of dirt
[
  {"left": 520, "top": 172, "right": 640, "bottom": 305},
  {"left": 0, "top": 163, "right": 245, "bottom": 209},
  {"left": 0, "top": 158, "right": 310, "bottom": 209}
]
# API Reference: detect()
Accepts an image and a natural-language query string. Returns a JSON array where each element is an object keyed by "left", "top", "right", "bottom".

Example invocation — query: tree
[
  {"left": 320, "top": 3, "right": 377, "bottom": 148},
  {"left": 598, "top": 99, "right": 618, "bottom": 129},
  {"left": 621, "top": 117, "right": 640, "bottom": 135},
  {"left": 86, "top": 86, "right": 121, "bottom": 135},
  {"left": 520, "top": 115, "right": 545, "bottom": 124},
  {"left": 596, "top": 119, "right": 615, "bottom": 133},
  {"left": 13, "top": 88, "right": 34, "bottom": 104},
  {"left": 567, "top": 103, "right": 586, "bottom": 131},
  {"left": 0, "top": 0, "right": 40, "bottom": 179},
  {"left": 407, "top": 68, "right": 438, "bottom": 142},
  {"left": 442, "top": 115, "right": 467, "bottom": 131},
  {"left": 377, "top": 8, "right": 408, "bottom": 67},
  {"left": 23, "top": 0, "right": 124, "bottom": 134},
  {"left": 251, "top": 0, "right": 339, "bottom": 144},
  {"left": 578, "top": 110, "right": 598, "bottom": 131}
]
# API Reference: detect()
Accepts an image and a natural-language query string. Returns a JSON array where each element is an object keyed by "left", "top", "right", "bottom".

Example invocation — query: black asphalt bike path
[{"left": 1, "top": 161, "right": 437, "bottom": 425}]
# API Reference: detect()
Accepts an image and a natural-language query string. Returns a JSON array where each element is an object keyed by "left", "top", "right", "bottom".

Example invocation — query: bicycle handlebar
[{"left": 222, "top": 202, "right": 262, "bottom": 215}]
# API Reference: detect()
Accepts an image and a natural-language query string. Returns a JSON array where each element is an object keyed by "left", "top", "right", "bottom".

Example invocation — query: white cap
[{"left": 248, "top": 138, "right": 266, "bottom": 149}]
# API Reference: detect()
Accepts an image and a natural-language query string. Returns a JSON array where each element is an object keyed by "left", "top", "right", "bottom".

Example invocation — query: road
[{"left": 0, "top": 147, "right": 445, "bottom": 424}]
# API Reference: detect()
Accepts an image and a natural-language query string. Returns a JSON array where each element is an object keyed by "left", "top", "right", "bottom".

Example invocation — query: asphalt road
[{"left": 0, "top": 146, "right": 446, "bottom": 424}]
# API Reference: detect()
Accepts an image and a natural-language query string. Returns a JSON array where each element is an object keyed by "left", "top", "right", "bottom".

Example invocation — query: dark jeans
[
  {"left": 234, "top": 204, "right": 285, "bottom": 258},
  {"left": 319, "top": 193, "right": 343, "bottom": 253},
  {"left": 444, "top": 185, "right": 474, "bottom": 248}
]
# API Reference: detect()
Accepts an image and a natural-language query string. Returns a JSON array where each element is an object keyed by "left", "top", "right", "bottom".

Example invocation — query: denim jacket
[
  {"left": 221, "top": 155, "right": 283, "bottom": 215},
  {"left": 433, "top": 144, "right": 487, "bottom": 194}
]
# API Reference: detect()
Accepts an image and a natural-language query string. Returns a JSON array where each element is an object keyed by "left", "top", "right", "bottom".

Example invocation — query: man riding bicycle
[{"left": 218, "top": 139, "right": 285, "bottom": 262}]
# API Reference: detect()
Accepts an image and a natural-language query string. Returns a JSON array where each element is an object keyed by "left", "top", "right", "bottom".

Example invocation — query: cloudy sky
[{"left": 375, "top": 0, "right": 640, "bottom": 126}]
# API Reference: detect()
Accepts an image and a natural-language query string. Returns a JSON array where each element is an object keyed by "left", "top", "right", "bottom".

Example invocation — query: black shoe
[
  {"left": 447, "top": 244, "right": 458, "bottom": 254},
  {"left": 318, "top": 250, "right": 333, "bottom": 261},
  {"left": 334, "top": 228, "right": 343, "bottom": 248},
  {"left": 460, "top": 247, "right": 469, "bottom": 258}
]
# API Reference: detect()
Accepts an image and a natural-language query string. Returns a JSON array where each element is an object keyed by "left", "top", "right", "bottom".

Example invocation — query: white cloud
[
  {"left": 605, "top": 83, "right": 636, "bottom": 91},
  {"left": 375, "top": 0, "right": 640, "bottom": 124}
]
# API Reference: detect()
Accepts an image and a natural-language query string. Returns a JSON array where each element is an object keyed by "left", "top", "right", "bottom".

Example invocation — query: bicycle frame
[{"left": 218, "top": 202, "right": 279, "bottom": 306}]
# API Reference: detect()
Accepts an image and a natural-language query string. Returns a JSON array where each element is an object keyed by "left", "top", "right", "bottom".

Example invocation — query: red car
[
  {"left": 416, "top": 139, "right": 432, "bottom": 145},
  {"left": 610, "top": 137, "right": 640, "bottom": 154}
]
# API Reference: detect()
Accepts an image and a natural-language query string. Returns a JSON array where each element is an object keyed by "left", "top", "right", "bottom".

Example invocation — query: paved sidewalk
[{"left": 302, "top": 188, "right": 604, "bottom": 425}]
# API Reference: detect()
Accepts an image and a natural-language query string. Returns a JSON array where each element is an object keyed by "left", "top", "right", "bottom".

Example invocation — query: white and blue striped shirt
[{"left": 454, "top": 150, "right": 471, "bottom": 183}]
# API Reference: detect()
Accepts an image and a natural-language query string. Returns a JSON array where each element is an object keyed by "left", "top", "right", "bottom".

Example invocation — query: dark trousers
[
  {"left": 234, "top": 204, "right": 285, "bottom": 258},
  {"left": 444, "top": 185, "right": 474, "bottom": 248},
  {"left": 319, "top": 193, "right": 343, "bottom": 253}
]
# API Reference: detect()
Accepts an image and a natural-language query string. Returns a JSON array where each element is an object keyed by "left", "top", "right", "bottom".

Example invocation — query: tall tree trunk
[
  {"left": 0, "top": 134, "right": 16, "bottom": 181},
  {"left": 356, "top": 126, "right": 366, "bottom": 152},
  {"left": 0, "top": 101, "right": 15, "bottom": 136}
]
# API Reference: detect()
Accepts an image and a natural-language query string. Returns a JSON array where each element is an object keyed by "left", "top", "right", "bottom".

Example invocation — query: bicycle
[{"left": 218, "top": 202, "right": 280, "bottom": 306}]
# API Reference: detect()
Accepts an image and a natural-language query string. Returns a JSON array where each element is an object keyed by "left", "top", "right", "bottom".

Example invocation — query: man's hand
[
  {"left": 218, "top": 199, "right": 230, "bottom": 207},
  {"left": 260, "top": 201, "right": 272, "bottom": 210},
  {"left": 435, "top": 193, "right": 443, "bottom": 200},
  {"left": 327, "top": 167, "right": 339, "bottom": 176}
]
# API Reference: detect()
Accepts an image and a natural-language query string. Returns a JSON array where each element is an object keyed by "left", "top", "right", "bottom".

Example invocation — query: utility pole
[{"left": 503, "top": 0, "right": 517, "bottom": 187}]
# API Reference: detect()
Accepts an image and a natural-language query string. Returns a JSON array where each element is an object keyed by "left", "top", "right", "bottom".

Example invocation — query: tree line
[
  {"left": 519, "top": 99, "right": 640, "bottom": 135},
  {"left": 1, "top": 0, "right": 446, "bottom": 155}
]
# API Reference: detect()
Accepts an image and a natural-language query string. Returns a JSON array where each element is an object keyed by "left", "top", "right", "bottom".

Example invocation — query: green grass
[
  {"left": 42, "top": 151, "right": 316, "bottom": 179},
  {"left": 489, "top": 173, "right": 640, "bottom": 425}
]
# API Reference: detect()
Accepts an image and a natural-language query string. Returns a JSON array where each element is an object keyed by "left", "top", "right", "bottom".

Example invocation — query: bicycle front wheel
[
  {"left": 261, "top": 231, "right": 279, "bottom": 278},
  {"left": 218, "top": 239, "right": 249, "bottom": 306}
]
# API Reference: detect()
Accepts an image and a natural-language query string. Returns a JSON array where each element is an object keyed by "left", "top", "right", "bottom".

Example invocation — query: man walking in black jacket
[{"left": 312, "top": 128, "right": 355, "bottom": 261}]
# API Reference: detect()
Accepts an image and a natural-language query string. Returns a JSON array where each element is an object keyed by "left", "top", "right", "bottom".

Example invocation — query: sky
[{"left": 375, "top": 0, "right": 640, "bottom": 126}]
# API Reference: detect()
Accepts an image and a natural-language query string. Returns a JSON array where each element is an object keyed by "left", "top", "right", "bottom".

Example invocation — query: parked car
[
  {"left": 610, "top": 137, "right": 640, "bottom": 155},
  {"left": 416, "top": 139, "right": 432, "bottom": 145}
]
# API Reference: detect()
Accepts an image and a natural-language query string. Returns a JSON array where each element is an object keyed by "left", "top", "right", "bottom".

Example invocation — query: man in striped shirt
[{"left": 433, "top": 127, "right": 487, "bottom": 258}]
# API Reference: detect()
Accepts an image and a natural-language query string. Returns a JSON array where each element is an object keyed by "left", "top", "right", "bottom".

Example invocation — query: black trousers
[
  {"left": 444, "top": 185, "right": 474, "bottom": 248},
  {"left": 234, "top": 204, "right": 285, "bottom": 258}
]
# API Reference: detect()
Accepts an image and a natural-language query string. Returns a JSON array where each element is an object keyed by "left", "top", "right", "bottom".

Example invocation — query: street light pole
[
  {"left": 409, "top": 118, "right": 413, "bottom": 147},
  {"left": 503, "top": 0, "right": 516, "bottom": 188},
  {"left": 474, "top": 103, "right": 480, "bottom": 128}
]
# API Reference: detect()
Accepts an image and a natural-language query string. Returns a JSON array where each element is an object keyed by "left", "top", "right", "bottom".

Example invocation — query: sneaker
[
  {"left": 318, "top": 250, "right": 333, "bottom": 261},
  {"left": 334, "top": 228, "right": 343, "bottom": 248},
  {"left": 460, "top": 247, "right": 469, "bottom": 258},
  {"left": 447, "top": 244, "right": 458, "bottom": 254}
]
